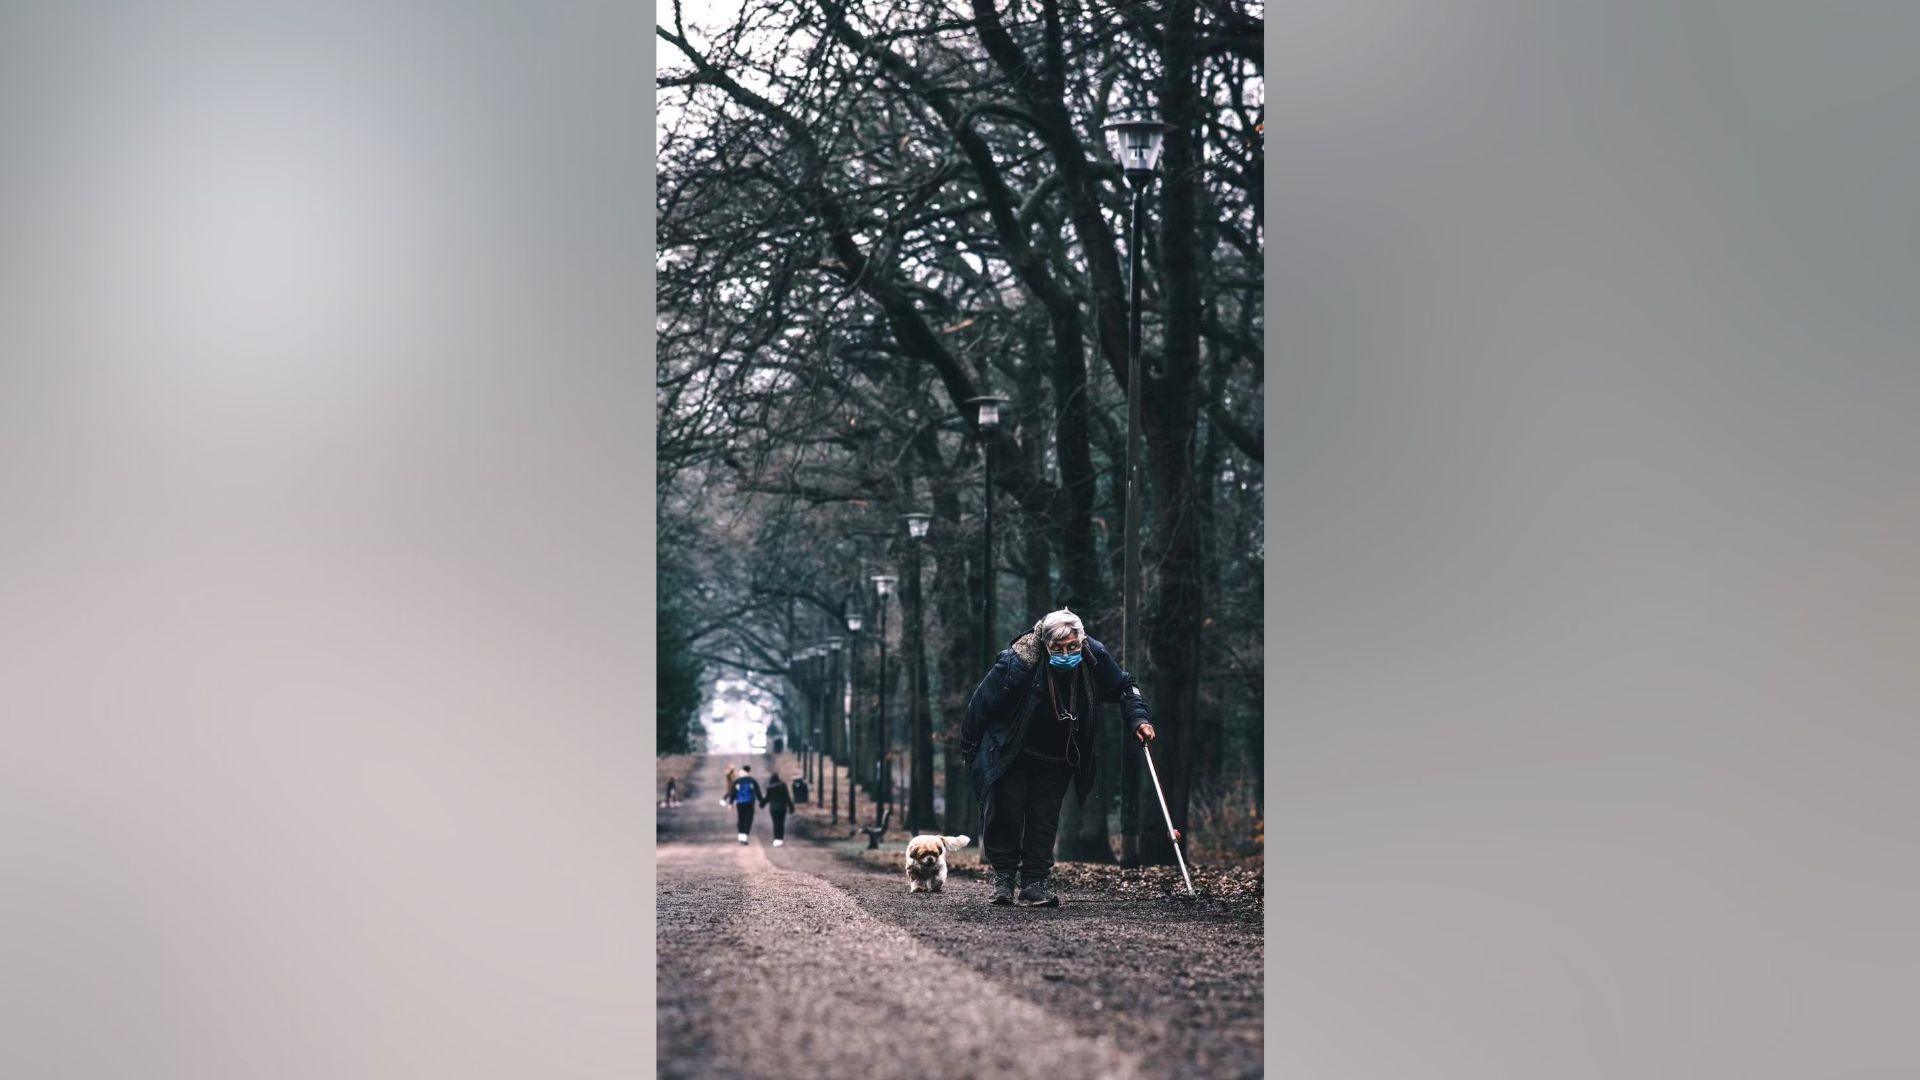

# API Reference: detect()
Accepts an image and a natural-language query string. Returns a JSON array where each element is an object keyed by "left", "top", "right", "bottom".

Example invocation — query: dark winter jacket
[
  {"left": 761, "top": 780, "right": 793, "bottom": 813},
  {"left": 959, "top": 633, "right": 1150, "bottom": 804}
]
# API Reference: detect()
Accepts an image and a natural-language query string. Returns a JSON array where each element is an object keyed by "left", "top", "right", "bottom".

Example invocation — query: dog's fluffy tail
[{"left": 942, "top": 835, "right": 971, "bottom": 851}]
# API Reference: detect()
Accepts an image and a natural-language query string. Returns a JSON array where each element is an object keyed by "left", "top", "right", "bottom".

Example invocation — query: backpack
[{"left": 734, "top": 777, "right": 756, "bottom": 805}]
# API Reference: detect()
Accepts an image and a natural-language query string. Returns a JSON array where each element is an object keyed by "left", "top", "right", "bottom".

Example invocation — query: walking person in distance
[
  {"left": 731, "top": 764, "right": 764, "bottom": 844},
  {"left": 761, "top": 771, "right": 793, "bottom": 847}
]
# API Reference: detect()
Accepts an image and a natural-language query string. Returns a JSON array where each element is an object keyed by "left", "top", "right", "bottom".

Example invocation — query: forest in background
[{"left": 656, "top": 0, "right": 1263, "bottom": 864}]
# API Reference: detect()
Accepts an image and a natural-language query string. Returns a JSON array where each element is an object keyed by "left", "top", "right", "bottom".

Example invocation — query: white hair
[{"left": 1032, "top": 608, "right": 1086, "bottom": 646}]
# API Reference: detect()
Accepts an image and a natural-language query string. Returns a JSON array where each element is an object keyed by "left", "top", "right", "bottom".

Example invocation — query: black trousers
[
  {"left": 735, "top": 803, "right": 756, "bottom": 834},
  {"left": 982, "top": 753, "right": 1076, "bottom": 880},
  {"left": 770, "top": 808, "right": 787, "bottom": 840}
]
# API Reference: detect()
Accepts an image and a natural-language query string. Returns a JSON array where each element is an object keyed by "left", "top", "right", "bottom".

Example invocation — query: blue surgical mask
[{"left": 1048, "top": 651, "right": 1083, "bottom": 669}]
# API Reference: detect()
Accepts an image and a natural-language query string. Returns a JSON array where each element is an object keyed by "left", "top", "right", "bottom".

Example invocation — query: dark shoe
[
  {"left": 1017, "top": 876, "right": 1060, "bottom": 907},
  {"left": 989, "top": 872, "right": 1018, "bottom": 905}
]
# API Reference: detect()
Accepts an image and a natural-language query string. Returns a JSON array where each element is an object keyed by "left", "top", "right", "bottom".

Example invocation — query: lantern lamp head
[
  {"left": 903, "top": 512, "right": 932, "bottom": 540},
  {"left": 871, "top": 573, "right": 898, "bottom": 599},
  {"left": 966, "top": 393, "right": 1010, "bottom": 432},
  {"left": 1103, "top": 117, "right": 1173, "bottom": 182},
  {"left": 845, "top": 612, "right": 864, "bottom": 633}
]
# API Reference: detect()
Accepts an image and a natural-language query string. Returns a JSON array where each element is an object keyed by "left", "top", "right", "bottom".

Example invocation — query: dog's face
[{"left": 906, "top": 836, "right": 947, "bottom": 873}]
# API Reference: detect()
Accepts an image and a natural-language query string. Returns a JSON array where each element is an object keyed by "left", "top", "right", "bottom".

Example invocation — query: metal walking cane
[{"left": 1141, "top": 742, "right": 1197, "bottom": 898}]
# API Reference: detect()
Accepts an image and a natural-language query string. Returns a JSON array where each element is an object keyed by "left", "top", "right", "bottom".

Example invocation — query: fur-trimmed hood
[{"left": 1008, "top": 631, "right": 1045, "bottom": 668}]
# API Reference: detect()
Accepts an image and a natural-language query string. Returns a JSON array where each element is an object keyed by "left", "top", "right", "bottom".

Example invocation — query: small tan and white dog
[{"left": 903, "top": 834, "right": 970, "bottom": 894}]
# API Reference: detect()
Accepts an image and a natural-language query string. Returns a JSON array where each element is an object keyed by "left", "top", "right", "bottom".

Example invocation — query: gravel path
[{"left": 656, "top": 754, "right": 1263, "bottom": 1079}]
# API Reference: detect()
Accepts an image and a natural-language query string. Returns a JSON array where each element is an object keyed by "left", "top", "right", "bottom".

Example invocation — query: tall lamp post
[
  {"left": 800, "top": 645, "right": 815, "bottom": 792},
  {"left": 869, "top": 573, "right": 897, "bottom": 828},
  {"left": 843, "top": 609, "right": 862, "bottom": 827},
  {"left": 820, "top": 645, "right": 836, "bottom": 792},
  {"left": 817, "top": 634, "right": 833, "bottom": 795},
  {"left": 818, "top": 638, "right": 833, "bottom": 801},
  {"left": 1101, "top": 117, "right": 1170, "bottom": 687},
  {"left": 902, "top": 512, "right": 936, "bottom": 831},
  {"left": 965, "top": 394, "right": 1010, "bottom": 673},
  {"left": 806, "top": 645, "right": 825, "bottom": 793},
  {"left": 1105, "top": 114, "right": 1170, "bottom": 866},
  {"left": 793, "top": 646, "right": 811, "bottom": 787},
  {"left": 821, "top": 642, "right": 835, "bottom": 793},
  {"left": 797, "top": 647, "right": 811, "bottom": 789}
]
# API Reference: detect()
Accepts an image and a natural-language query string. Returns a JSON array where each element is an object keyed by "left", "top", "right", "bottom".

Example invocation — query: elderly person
[{"left": 959, "top": 608, "right": 1154, "bottom": 907}]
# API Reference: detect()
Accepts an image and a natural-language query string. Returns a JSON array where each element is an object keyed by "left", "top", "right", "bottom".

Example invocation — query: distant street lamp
[
  {"left": 804, "top": 645, "right": 823, "bottom": 790},
  {"left": 870, "top": 573, "right": 897, "bottom": 828},
  {"left": 826, "top": 636, "right": 845, "bottom": 824},
  {"left": 844, "top": 608, "right": 863, "bottom": 825},
  {"left": 793, "top": 646, "right": 811, "bottom": 784},
  {"left": 964, "top": 393, "right": 1010, "bottom": 673}
]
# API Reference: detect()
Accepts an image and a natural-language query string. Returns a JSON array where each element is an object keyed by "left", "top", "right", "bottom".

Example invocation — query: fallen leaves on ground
[{"left": 816, "top": 826, "right": 1265, "bottom": 920}]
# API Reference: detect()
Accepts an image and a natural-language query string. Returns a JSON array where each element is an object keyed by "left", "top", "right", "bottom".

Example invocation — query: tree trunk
[
  {"left": 1196, "top": 371, "right": 1224, "bottom": 796},
  {"left": 933, "top": 486, "right": 981, "bottom": 839},
  {"left": 1047, "top": 232, "right": 1124, "bottom": 861},
  {"left": 1102, "top": 404, "right": 1143, "bottom": 864},
  {"left": 1010, "top": 334, "right": 1051, "bottom": 619},
  {"left": 830, "top": 645, "right": 846, "bottom": 823},
  {"left": 1139, "top": 0, "right": 1206, "bottom": 868},
  {"left": 1021, "top": 518, "right": 1050, "bottom": 625},
  {"left": 1137, "top": 412, "right": 1204, "bottom": 868},
  {"left": 906, "top": 520, "right": 937, "bottom": 832},
  {"left": 1119, "top": 721, "right": 1141, "bottom": 865}
]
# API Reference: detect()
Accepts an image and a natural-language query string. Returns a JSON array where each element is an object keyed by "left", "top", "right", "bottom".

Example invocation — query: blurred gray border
[
  {"left": 1, "top": 3, "right": 659, "bottom": 1075},
  {"left": 1259, "top": 10, "right": 1274, "bottom": 1076},
  {"left": 1261, "top": 6, "right": 1279, "bottom": 1077},
  {"left": 1265, "top": 4, "right": 1920, "bottom": 1077},
  {"left": 641, "top": 4, "right": 660, "bottom": 1072}
]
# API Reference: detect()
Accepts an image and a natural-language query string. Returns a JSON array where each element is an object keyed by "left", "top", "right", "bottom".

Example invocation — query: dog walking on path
[{"left": 904, "top": 834, "right": 971, "bottom": 893}]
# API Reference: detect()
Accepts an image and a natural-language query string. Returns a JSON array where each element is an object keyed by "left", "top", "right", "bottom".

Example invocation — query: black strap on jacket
[{"left": 1041, "top": 664, "right": 1085, "bottom": 768}]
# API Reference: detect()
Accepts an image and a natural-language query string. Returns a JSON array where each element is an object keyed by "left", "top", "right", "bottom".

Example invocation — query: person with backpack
[
  {"left": 731, "top": 764, "right": 764, "bottom": 844},
  {"left": 761, "top": 771, "right": 794, "bottom": 847}
]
